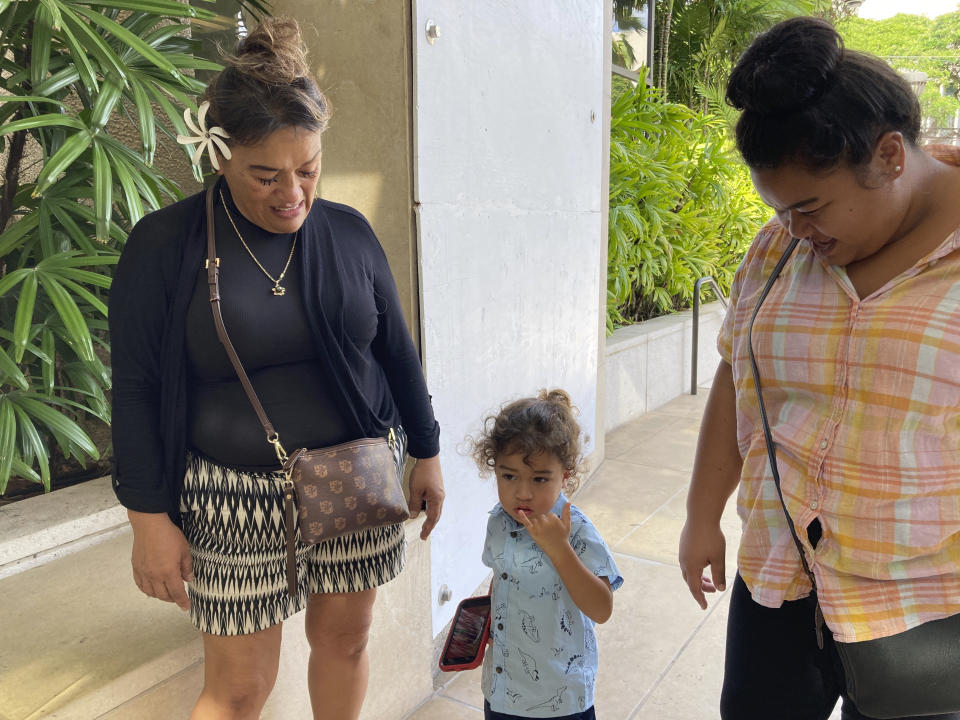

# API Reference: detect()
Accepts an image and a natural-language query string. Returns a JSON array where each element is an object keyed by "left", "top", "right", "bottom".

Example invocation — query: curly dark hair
[{"left": 472, "top": 389, "right": 583, "bottom": 492}]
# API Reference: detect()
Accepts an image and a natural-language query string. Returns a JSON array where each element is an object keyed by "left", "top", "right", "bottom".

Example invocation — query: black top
[
  {"left": 109, "top": 178, "right": 440, "bottom": 523},
  {"left": 186, "top": 186, "right": 356, "bottom": 468}
]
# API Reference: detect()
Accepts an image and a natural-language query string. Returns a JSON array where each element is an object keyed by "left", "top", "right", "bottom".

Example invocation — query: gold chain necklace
[{"left": 219, "top": 188, "right": 298, "bottom": 296}]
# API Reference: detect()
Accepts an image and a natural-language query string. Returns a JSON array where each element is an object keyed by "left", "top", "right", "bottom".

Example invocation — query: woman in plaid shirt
[{"left": 679, "top": 16, "right": 960, "bottom": 720}]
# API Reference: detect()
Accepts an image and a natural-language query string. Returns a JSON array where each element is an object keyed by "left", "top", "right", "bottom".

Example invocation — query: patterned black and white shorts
[{"left": 179, "top": 428, "right": 408, "bottom": 636}]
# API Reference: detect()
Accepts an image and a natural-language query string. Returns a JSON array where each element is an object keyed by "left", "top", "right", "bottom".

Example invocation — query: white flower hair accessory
[{"left": 176, "top": 101, "right": 231, "bottom": 171}]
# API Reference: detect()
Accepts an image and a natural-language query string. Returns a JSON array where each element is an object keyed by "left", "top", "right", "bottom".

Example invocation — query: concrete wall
[
  {"left": 604, "top": 302, "right": 725, "bottom": 432},
  {"left": 413, "top": 0, "right": 608, "bottom": 634},
  {"left": 275, "top": 0, "right": 421, "bottom": 337}
]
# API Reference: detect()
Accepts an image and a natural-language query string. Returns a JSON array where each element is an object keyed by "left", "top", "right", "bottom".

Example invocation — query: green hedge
[{"left": 607, "top": 78, "right": 767, "bottom": 332}]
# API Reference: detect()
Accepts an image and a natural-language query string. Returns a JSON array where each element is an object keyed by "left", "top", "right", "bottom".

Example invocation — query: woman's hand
[
  {"left": 128, "top": 510, "right": 193, "bottom": 611},
  {"left": 679, "top": 519, "right": 726, "bottom": 610},
  {"left": 678, "top": 361, "right": 741, "bottom": 610},
  {"left": 408, "top": 454, "right": 445, "bottom": 539}
]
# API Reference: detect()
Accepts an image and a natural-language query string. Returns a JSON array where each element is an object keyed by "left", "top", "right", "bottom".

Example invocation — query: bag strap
[
  {"left": 204, "top": 184, "right": 289, "bottom": 463},
  {"left": 206, "top": 184, "right": 301, "bottom": 598},
  {"left": 746, "top": 235, "right": 826, "bottom": 648}
]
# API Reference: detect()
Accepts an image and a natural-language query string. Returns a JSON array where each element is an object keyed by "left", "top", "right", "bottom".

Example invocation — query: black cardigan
[{"left": 109, "top": 180, "right": 440, "bottom": 524}]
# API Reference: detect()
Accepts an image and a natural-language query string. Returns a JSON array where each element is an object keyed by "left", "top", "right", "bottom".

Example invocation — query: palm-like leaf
[{"left": 0, "top": 0, "right": 270, "bottom": 493}]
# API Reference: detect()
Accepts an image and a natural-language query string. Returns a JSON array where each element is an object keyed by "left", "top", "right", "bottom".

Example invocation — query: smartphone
[{"left": 438, "top": 595, "right": 492, "bottom": 672}]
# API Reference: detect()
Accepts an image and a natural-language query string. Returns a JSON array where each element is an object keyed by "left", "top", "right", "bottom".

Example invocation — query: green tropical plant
[
  {"left": 607, "top": 77, "right": 767, "bottom": 331},
  {"left": 838, "top": 12, "right": 960, "bottom": 130},
  {"left": 0, "top": 0, "right": 266, "bottom": 494}
]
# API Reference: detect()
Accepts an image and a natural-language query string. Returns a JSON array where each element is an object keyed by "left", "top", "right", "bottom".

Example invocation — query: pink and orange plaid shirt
[{"left": 719, "top": 146, "right": 960, "bottom": 642}]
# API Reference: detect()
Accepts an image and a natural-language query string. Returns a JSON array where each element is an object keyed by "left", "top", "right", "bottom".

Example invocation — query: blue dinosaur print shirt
[{"left": 481, "top": 494, "right": 624, "bottom": 717}]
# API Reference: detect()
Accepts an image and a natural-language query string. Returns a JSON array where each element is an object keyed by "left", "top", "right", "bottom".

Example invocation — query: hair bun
[
  {"left": 538, "top": 388, "right": 573, "bottom": 409},
  {"left": 727, "top": 17, "right": 842, "bottom": 115},
  {"left": 229, "top": 17, "right": 311, "bottom": 85}
]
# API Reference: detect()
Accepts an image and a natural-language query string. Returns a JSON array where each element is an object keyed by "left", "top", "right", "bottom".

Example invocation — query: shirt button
[
  {"left": 510, "top": 531, "right": 518, "bottom": 538},
  {"left": 501, "top": 573, "right": 508, "bottom": 580},
  {"left": 496, "top": 666, "right": 503, "bottom": 674},
  {"left": 819, "top": 440, "right": 828, "bottom": 450},
  {"left": 497, "top": 623, "right": 504, "bottom": 630},
  {"left": 810, "top": 500, "right": 819, "bottom": 510}
]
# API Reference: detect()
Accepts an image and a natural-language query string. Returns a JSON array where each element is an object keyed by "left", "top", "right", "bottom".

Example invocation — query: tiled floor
[{"left": 406, "top": 391, "right": 843, "bottom": 720}]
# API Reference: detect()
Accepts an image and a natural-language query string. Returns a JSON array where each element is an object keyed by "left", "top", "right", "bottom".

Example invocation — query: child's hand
[{"left": 518, "top": 501, "right": 572, "bottom": 558}]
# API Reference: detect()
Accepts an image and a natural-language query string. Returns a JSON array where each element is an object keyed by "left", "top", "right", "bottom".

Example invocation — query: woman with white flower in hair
[{"left": 109, "top": 17, "right": 445, "bottom": 719}]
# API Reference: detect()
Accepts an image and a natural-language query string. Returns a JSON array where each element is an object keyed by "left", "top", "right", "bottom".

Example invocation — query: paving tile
[
  {"left": 604, "top": 414, "right": 685, "bottom": 460},
  {"left": 631, "top": 592, "right": 731, "bottom": 719},
  {"left": 406, "top": 696, "right": 483, "bottom": 719},
  {"left": 592, "top": 555, "right": 718, "bottom": 720},
  {"left": 614, "top": 425, "right": 701, "bottom": 474},
  {"left": 0, "top": 531, "right": 199, "bottom": 720},
  {"left": 634, "top": 590, "right": 841, "bottom": 720},
  {"left": 96, "top": 664, "right": 202, "bottom": 720},
  {"left": 614, "top": 487, "right": 742, "bottom": 576},
  {"left": 654, "top": 392, "right": 711, "bottom": 420},
  {"left": 437, "top": 666, "right": 484, "bottom": 709},
  {"left": 573, "top": 461, "right": 690, "bottom": 547},
  {"left": 613, "top": 491, "right": 685, "bottom": 565}
]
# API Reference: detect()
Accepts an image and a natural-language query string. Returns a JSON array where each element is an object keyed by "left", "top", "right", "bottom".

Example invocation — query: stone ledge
[
  {"left": 603, "top": 301, "right": 724, "bottom": 432},
  {"left": 606, "top": 302, "right": 725, "bottom": 355},
  {"left": 0, "top": 530, "right": 202, "bottom": 720},
  {"left": 0, "top": 475, "right": 126, "bottom": 578}
]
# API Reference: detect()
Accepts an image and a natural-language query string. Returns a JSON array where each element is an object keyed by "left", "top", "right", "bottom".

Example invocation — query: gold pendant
[{"left": 272, "top": 284, "right": 286, "bottom": 296}]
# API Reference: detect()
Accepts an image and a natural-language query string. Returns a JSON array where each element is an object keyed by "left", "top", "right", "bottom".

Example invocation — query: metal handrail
[{"left": 691, "top": 276, "right": 728, "bottom": 395}]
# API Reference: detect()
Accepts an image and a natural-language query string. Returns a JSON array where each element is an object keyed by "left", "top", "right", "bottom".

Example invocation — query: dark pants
[
  {"left": 722, "top": 573, "right": 960, "bottom": 720},
  {"left": 484, "top": 700, "right": 596, "bottom": 720}
]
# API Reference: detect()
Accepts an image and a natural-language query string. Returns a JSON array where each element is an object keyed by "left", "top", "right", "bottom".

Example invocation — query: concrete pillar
[{"left": 269, "top": 0, "right": 420, "bottom": 343}]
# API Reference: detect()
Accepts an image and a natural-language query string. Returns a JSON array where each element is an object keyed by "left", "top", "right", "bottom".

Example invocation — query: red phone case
[{"left": 438, "top": 595, "right": 492, "bottom": 672}]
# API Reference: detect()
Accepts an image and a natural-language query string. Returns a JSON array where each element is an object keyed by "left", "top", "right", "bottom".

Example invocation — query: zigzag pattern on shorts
[{"left": 179, "top": 428, "right": 408, "bottom": 636}]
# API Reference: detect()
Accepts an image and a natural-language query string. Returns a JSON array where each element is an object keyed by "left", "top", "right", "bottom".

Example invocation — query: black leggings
[{"left": 721, "top": 573, "right": 960, "bottom": 720}]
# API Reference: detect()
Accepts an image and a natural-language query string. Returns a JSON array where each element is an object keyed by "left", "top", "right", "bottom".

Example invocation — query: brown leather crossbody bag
[{"left": 203, "top": 185, "right": 409, "bottom": 598}]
